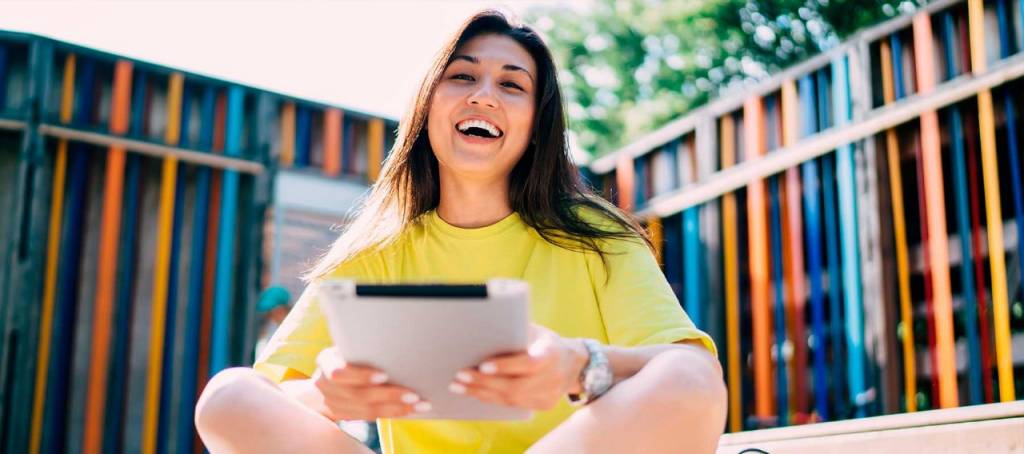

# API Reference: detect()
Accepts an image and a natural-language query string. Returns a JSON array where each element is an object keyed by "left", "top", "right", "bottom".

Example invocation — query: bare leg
[
  {"left": 527, "top": 350, "right": 727, "bottom": 454},
  {"left": 195, "top": 367, "right": 373, "bottom": 454}
]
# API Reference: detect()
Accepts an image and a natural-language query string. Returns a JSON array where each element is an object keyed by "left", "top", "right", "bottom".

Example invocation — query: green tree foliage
[{"left": 528, "top": 0, "right": 922, "bottom": 157}]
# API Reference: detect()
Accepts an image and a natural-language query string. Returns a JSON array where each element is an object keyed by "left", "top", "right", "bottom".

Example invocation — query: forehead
[{"left": 451, "top": 34, "right": 536, "bottom": 74}]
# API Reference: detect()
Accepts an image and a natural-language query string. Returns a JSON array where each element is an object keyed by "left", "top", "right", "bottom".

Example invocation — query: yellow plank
[
  {"left": 368, "top": 118, "right": 385, "bottom": 182},
  {"left": 141, "top": 73, "right": 184, "bottom": 454},
  {"left": 967, "top": 0, "right": 1016, "bottom": 402},
  {"left": 720, "top": 114, "right": 742, "bottom": 432}
]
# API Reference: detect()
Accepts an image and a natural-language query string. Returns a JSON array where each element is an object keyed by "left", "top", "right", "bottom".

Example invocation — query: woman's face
[{"left": 427, "top": 33, "right": 537, "bottom": 182}]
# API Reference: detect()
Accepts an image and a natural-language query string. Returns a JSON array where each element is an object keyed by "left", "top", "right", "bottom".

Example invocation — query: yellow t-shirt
[{"left": 253, "top": 209, "right": 715, "bottom": 453}]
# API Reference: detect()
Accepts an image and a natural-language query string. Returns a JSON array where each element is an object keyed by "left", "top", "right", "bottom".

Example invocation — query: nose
[{"left": 467, "top": 82, "right": 498, "bottom": 109}]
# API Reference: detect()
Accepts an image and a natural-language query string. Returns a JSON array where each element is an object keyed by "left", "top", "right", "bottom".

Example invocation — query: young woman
[{"left": 196, "top": 10, "right": 726, "bottom": 454}]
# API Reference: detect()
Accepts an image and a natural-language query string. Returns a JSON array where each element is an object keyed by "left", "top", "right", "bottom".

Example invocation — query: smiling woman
[{"left": 195, "top": 9, "right": 726, "bottom": 454}]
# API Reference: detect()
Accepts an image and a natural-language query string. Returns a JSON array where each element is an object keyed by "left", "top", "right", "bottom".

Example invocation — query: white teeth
[{"left": 456, "top": 119, "right": 501, "bottom": 137}]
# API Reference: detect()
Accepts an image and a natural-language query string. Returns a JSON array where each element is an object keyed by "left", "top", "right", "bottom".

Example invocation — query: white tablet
[{"left": 317, "top": 279, "right": 532, "bottom": 421}]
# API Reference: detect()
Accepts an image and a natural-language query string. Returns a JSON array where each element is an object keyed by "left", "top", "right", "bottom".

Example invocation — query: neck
[{"left": 436, "top": 171, "right": 513, "bottom": 228}]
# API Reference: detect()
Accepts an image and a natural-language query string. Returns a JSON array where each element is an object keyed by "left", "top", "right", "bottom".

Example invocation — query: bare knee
[
  {"left": 195, "top": 367, "right": 274, "bottom": 435},
  {"left": 635, "top": 349, "right": 727, "bottom": 423}
]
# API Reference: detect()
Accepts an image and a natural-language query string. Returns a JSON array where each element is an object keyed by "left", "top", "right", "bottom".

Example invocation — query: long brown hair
[{"left": 307, "top": 9, "right": 648, "bottom": 280}]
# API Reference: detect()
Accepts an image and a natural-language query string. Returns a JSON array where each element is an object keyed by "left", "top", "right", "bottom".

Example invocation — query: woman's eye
[
  {"left": 502, "top": 81, "right": 524, "bottom": 91},
  {"left": 451, "top": 73, "right": 474, "bottom": 81}
]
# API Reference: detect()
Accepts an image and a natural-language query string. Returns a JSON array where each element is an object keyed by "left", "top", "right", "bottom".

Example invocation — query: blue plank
[
  {"left": 176, "top": 85, "right": 215, "bottom": 454},
  {"left": 42, "top": 58, "right": 96, "bottom": 454},
  {"left": 768, "top": 175, "right": 790, "bottom": 426},
  {"left": 817, "top": 67, "right": 847, "bottom": 420},
  {"left": 682, "top": 206, "right": 702, "bottom": 327},
  {"left": 295, "top": 106, "right": 311, "bottom": 168},
  {"left": 210, "top": 86, "right": 244, "bottom": 374},
  {"left": 799, "top": 74, "right": 829, "bottom": 421},
  {"left": 999, "top": 0, "right": 1024, "bottom": 305},
  {"left": 634, "top": 158, "right": 647, "bottom": 209},
  {"left": 942, "top": 11, "right": 984, "bottom": 406},
  {"left": 831, "top": 55, "right": 866, "bottom": 418}
]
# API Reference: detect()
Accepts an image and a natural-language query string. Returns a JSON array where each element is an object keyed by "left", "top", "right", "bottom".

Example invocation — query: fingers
[
  {"left": 474, "top": 351, "right": 547, "bottom": 377},
  {"left": 316, "top": 351, "right": 389, "bottom": 386}
]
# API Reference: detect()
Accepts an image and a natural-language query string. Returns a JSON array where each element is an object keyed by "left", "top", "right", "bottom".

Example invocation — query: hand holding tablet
[{"left": 318, "top": 279, "right": 532, "bottom": 420}]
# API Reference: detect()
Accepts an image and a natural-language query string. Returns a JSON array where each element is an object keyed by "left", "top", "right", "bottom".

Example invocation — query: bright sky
[{"left": 0, "top": 0, "right": 586, "bottom": 120}]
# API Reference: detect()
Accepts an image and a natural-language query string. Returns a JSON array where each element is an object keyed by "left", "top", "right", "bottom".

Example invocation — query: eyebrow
[{"left": 451, "top": 54, "right": 534, "bottom": 82}]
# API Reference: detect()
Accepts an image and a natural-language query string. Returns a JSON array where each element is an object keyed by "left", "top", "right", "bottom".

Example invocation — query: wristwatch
[{"left": 568, "top": 339, "right": 614, "bottom": 406}]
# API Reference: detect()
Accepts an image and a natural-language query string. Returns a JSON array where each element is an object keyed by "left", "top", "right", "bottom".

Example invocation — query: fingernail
[
  {"left": 370, "top": 372, "right": 388, "bottom": 384},
  {"left": 455, "top": 371, "right": 473, "bottom": 383},
  {"left": 414, "top": 401, "right": 432, "bottom": 413},
  {"left": 449, "top": 382, "right": 466, "bottom": 394},
  {"left": 479, "top": 362, "right": 497, "bottom": 374},
  {"left": 401, "top": 392, "right": 420, "bottom": 404}
]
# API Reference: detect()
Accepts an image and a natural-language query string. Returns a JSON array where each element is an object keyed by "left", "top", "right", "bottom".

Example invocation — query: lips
[{"left": 455, "top": 117, "right": 504, "bottom": 140}]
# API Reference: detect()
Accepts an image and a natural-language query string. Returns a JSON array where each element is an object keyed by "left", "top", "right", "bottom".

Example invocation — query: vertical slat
[
  {"left": 368, "top": 117, "right": 384, "bottom": 182},
  {"left": 294, "top": 106, "right": 310, "bottom": 167},
  {"left": 682, "top": 135, "right": 702, "bottom": 328},
  {"left": 780, "top": 80, "right": 809, "bottom": 420},
  {"left": 141, "top": 72, "right": 183, "bottom": 454},
  {"left": 615, "top": 154, "right": 635, "bottom": 212},
  {"left": 998, "top": 0, "right": 1024, "bottom": 340},
  {"left": 210, "top": 86, "right": 244, "bottom": 374},
  {"left": 798, "top": 75, "right": 829, "bottom": 421},
  {"left": 43, "top": 57, "right": 95, "bottom": 454},
  {"left": 279, "top": 102, "right": 295, "bottom": 168},
  {"left": 764, "top": 94, "right": 789, "bottom": 426},
  {"left": 30, "top": 52, "right": 75, "bottom": 454},
  {"left": 968, "top": 0, "right": 1016, "bottom": 403},
  {"left": 647, "top": 216, "right": 663, "bottom": 264},
  {"left": 83, "top": 60, "right": 133, "bottom": 454},
  {"left": 832, "top": 53, "right": 867, "bottom": 417},
  {"left": 912, "top": 12, "right": 959, "bottom": 410},
  {"left": 879, "top": 39, "right": 918, "bottom": 413},
  {"left": 720, "top": 114, "right": 742, "bottom": 432},
  {"left": 178, "top": 85, "right": 215, "bottom": 454},
  {"left": 744, "top": 97, "right": 774, "bottom": 420},
  {"left": 323, "top": 108, "right": 342, "bottom": 176},
  {"left": 941, "top": 10, "right": 985, "bottom": 406}
]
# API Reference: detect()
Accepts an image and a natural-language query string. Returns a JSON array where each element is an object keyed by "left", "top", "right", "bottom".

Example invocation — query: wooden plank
[
  {"left": 294, "top": 105, "right": 310, "bottom": 167},
  {"left": 278, "top": 101, "right": 295, "bottom": 168},
  {"left": 720, "top": 114, "right": 742, "bottom": 432},
  {"left": 210, "top": 86, "right": 244, "bottom": 374},
  {"left": 879, "top": 38, "right": 918, "bottom": 413},
  {"left": 615, "top": 153, "right": 635, "bottom": 212},
  {"left": 368, "top": 117, "right": 384, "bottom": 182},
  {"left": 817, "top": 67, "right": 848, "bottom": 420},
  {"left": 681, "top": 135, "right": 702, "bottom": 328},
  {"left": 997, "top": 0, "right": 1024, "bottom": 346},
  {"left": 29, "top": 52, "right": 73, "bottom": 454},
  {"left": 744, "top": 97, "right": 774, "bottom": 420},
  {"left": 798, "top": 74, "right": 830, "bottom": 420},
  {"left": 323, "top": 108, "right": 341, "bottom": 176},
  {"left": 913, "top": 11, "right": 960, "bottom": 409},
  {"left": 764, "top": 94, "right": 790, "bottom": 426},
  {"left": 780, "top": 80, "right": 809, "bottom": 420},
  {"left": 177, "top": 86, "right": 215, "bottom": 454},
  {"left": 647, "top": 216, "right": 662, "bottom": 264},
  {"left": 718, "top": 401, "right": 1024, "bottom": 449},
  {"left": 83, "top": 59, "right": 132, "bottom": 454},
  {"left": 718, "top": 416, "right": 1024, "bottom": 454},
  {"left": 958, "top": 7, "right": 996, "bottom": 403},
  {"left": 140, "top": 71, "right": 182, "bottom": 454},
  {"left": 967, "top": 0, "right": 1016, "bottom": 402},
  {"left": 941, "top": 10, "right": 985, "bottom": 406}
]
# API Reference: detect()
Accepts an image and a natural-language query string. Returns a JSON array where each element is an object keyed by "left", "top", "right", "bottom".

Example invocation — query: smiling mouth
[{"left": 455, "top": 119, "right": 504, "bottom": 139}]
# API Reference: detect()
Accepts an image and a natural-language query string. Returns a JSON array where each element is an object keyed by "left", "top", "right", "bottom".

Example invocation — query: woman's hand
[
  {"left": 448, "top": 324, "right": 589, "bottom": 411},
  {"left": 312, "top": 346, "right": 432, "bottom": 421}
]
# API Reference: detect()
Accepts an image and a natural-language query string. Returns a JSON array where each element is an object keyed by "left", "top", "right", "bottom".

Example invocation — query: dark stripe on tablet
[{"left": 356, "top": 284, "right": 488, "bottom": 298}]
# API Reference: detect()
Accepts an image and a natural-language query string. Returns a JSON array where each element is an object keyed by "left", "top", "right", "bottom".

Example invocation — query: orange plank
[
  {"left": 780, "top": 80, "right": 808, "bottom": 419},
  {"left": 323, "top": 108, "right": 342, "bottom": 176},
  {"left": 744, "top": 97, "right": 774, "bottom": 419},
  {"left": 721, "top": 114, "right": 742, "bottom": 432},
  {"left": 615, "top": 154, "right": 636, "bottom": 212},
  {"left": 83, "top": 60, "right": 133, "bottom": 454}
]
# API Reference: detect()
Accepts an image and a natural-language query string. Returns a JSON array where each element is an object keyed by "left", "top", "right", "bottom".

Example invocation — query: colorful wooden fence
[
  {"left": 588, "top": 0, "right": 1024, "bottom": 431},
  {"left": 0, "top": 31, "right": 397, "bottom": 454}
]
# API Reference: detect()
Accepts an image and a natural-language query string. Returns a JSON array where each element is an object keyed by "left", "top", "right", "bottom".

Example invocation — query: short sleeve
[
  {"left": 253, "top": 255, "right": 379, "bottom": 383},
  {"left": 587, "top": 234, "right": 717, "bottom": 358}
]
